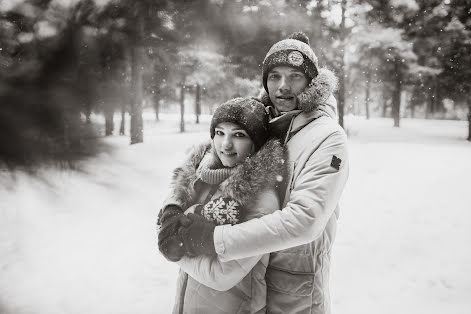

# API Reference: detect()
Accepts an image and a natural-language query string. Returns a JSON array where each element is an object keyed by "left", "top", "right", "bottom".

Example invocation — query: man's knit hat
[
  {"left": 210, "top": 97, "right": 269, "bottom": 151},
  {"left": 262, "top": 32, "right": 319, "bottom": 92}
]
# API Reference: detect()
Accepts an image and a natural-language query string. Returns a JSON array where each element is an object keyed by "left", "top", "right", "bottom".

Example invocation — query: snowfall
[{"left": 1, "top": 112, "right": 470, "bottom": 314}]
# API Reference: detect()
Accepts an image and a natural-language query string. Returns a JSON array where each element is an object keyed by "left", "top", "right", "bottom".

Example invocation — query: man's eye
[
  {"left": 291, "top": 73, "right": 302, "bottom": 79},
  {"left": 234, "top": 132, "right": 246, "bottom": 137},
  {"left": 268, "top": 74, "right": 280, "bottom": 80},
  {"left": 215, "top": 130, "right": 224, "bottom": 136}
]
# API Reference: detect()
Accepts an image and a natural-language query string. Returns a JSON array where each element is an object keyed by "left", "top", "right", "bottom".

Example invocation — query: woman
[{"left": 158, "top": 97, "right": 286, "bottom": 313}]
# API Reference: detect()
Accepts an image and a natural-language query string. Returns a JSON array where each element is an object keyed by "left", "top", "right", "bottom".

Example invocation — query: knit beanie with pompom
[
  {"left": 210, "top": 97, "right": 269, "bottom": 151},
  {"left": 262, "top": 32, "right": 319, "bottom": 93}
]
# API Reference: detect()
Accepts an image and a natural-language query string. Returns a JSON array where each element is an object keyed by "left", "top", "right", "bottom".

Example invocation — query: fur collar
[
  {"left": 260, "top": 67, "right": 338, "bottom": 113},
  {"left": 170, "top": 138, "right": 286, "bottom": 209}
]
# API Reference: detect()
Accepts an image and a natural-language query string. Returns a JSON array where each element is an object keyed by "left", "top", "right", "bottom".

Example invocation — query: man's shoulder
[{"left": 305, "top": 115, "right": 346, "bottom": 140}]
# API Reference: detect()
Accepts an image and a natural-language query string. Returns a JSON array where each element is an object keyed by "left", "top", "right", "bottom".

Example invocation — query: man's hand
[
  {"left": 178, "top": 213, "right": 216, "bottom": 257},
  {"left": 158, "top": 208, "right": 191, "bottom": 262},
  {"left": 157, "top": 205, "right": 183, "bottom": 225}
]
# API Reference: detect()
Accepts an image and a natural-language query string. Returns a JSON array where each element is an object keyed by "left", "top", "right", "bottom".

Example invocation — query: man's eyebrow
[{"left": 288, "top": 69, "right": 304, "bottom": 74}]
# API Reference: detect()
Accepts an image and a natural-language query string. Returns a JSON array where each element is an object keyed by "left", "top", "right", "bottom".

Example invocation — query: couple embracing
[{"left": 157, "top": 32, "right": 349, "bottom": 314}]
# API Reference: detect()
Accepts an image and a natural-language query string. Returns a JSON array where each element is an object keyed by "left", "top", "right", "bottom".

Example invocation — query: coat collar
[{"left": 171, "top": 139, "right": 286, "bottom": 209}]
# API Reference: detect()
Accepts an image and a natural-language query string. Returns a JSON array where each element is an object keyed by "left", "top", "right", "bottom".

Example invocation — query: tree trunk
[
  {"left": 392, "top": 60, "right": 402, "bottom": 127},
  {"left": 338, "top": 0, "right": 347, "bottom": 128},
  {"left": 195, "top": 83, "right": 201, "bottom": 124},
  {"left": 467, "top": 105, "right": 471, "bottom": 141},
  {"left": 382, "top": 93, "right": 388, "bottom": 118},
  {"left": 365, "top": 70, "right": 371, "bottom": 120},
  {"left": 105, "top": 107, "right": 114, "bottom": 136},
  {"left": 426, "top": 78, "right": 438, "bottom": 119},
  {"left": 129, "top": 5, "right": 144, "bottom": 144},
  {"left": 154, "top": 98, "right": 160, "bottom": 121},
  {"left": 180, "top": 82, "right": 185, "bottom": 133},
  {"left": 119, "top": 105, "right": 125, "bottom": 135},
  {"left": 130, "top": 45, "right": 144, "bottom": 144}
]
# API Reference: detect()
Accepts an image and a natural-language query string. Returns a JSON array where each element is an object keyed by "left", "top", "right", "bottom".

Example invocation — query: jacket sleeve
[
  {"left": 176, "top": 255, "right": 264, "bottom": 291},
  {"left": 214, "top": 130, "right": 349, "bottom": 261},
  {"left": 176, "top": 188, "right": 280, "bottom": 291}
]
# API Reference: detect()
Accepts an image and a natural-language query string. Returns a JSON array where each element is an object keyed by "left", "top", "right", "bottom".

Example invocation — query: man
[{"left": 158, "top": 32, "right": 349, "bottom": 314}]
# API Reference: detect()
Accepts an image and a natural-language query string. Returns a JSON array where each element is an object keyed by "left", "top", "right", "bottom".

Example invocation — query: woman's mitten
[{"left": 202, "top": 197, "right": 244, "bottom": 225}]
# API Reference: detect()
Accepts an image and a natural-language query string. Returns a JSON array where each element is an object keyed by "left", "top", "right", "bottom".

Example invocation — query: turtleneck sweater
[{"left": 197, "top": 155, "right": 236, "bottom": 185}]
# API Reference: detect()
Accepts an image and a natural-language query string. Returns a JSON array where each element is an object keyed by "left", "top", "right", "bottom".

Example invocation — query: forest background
[{"left": 1, "top": 0, "right": 470, "bottom": 167}]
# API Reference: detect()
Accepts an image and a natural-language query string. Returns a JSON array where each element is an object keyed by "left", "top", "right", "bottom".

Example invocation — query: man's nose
[{"left": 278, "top": 76, "right": 290, "bottom": 93}]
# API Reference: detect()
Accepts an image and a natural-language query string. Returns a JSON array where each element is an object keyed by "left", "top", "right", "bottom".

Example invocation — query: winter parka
[
  {"left": 212, "top": 68, "right": 349, "bottom": 314},
  {"left": 162, "top": 139, "right": 286, "bottom": 314}
]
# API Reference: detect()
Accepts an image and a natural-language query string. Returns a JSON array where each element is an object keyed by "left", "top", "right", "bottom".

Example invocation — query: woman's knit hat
[
  {"left": 262, "top": 32, "right": 319, "bottom": 93},
  {"left": 210, "top": 97, "right": 269, "bottom": 151}
]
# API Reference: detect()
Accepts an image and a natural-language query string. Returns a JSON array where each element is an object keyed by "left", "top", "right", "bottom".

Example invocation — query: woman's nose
[{"left": 222, "top": 136, "right": 233, "bottom": 148}]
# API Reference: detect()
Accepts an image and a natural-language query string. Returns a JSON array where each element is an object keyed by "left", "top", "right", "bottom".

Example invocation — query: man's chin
[{"left": 274, "top": 100, "right": 297, "bottom": 113}]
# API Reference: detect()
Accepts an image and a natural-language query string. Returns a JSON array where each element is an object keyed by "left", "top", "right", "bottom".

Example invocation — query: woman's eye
[
  {"left": 234, "top": 132, "right": 246, "bottom": 137},
  {"left": 215, "top": 130, "right": 224, "bottom": 136}
]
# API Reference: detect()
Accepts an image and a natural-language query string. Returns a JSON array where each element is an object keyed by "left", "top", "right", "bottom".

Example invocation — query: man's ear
[{"left": 297, "top": 68, "right": 338, "bottom": 112}]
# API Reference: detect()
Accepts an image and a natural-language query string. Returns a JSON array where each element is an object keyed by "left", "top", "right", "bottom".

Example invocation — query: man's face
[{"left": 267, "top": 66, "right": 309, "bottom": 113}]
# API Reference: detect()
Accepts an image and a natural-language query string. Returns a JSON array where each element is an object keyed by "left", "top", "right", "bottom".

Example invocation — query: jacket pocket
[
  {"left": 265, "top": 265, "right": 314, "bottom": 296},
  {"left": 265, "top": 266, "right": 315, "bottom": 313}
]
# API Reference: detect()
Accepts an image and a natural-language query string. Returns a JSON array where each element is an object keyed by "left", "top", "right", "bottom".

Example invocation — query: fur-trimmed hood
[
  {"left": 260, "top": 67, "right": 338, "bottom": 114},
  {"left": 170, "top": 138, "right": 286, "bottom": 210}
]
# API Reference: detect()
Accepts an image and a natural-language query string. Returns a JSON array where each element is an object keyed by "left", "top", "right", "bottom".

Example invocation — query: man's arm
[
  {"left": 214, "top": 131, "right": 349, "bottom": 261},
  {"left": 177, "top": 255, "right": 263, "bottom": 291},
  {"left": 176, "top": 189, "right": 279, "bottom": 290}
]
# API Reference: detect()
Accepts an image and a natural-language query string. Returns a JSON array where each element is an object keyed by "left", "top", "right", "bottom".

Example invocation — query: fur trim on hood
[
  {"left": 260, "top": 67, "right": 338, "bottom": 113},
  {"left": 170, "top": 138, "right": 286, "bottom": 210}
]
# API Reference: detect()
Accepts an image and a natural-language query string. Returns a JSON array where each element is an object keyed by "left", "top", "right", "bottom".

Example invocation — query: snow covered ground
[{"left": 1, "top": 113, "right": 470, "bottom": 314}]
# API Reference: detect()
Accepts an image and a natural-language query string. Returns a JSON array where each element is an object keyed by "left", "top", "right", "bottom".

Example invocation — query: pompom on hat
[
  {"left": 262, "top": 32, "right": 319, "bottom": 93},
  {"left": 210, "top": 97, "right": 269, "bottom": 151}
]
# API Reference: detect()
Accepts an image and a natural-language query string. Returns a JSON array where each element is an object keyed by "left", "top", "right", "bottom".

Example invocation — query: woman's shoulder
[
  {"left": 221, "top": 138, "right": 287, "bottom": 208},
  {"left": 243, "top": 187, "right": 280, "bottom": 220}
]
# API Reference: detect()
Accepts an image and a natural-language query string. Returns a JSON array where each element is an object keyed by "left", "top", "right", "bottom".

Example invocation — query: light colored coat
[
  {"left": 213, "top": 69, "right": 349, "bottom": 313},
  {"left": 162, "top": 139, "right": 286, "bottom": 314}
]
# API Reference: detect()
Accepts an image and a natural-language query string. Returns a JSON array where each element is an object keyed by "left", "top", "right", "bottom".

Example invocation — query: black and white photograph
[{"left": 1, "top": 0, "right": 470, "bottom": 313}]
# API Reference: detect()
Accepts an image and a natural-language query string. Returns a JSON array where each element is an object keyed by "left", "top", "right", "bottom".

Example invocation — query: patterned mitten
[{"left": 202, "top": 197, "right": 244, "bottom": 225}]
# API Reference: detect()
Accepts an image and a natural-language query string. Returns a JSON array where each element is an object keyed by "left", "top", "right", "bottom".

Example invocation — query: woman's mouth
[{"left": 221, "top": 151, "right": 236, "bottom": 157}]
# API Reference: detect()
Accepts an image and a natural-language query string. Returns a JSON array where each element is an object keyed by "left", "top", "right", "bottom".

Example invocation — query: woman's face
[{"left": 213, "top": 122, "right": 255, "bottom": 168}]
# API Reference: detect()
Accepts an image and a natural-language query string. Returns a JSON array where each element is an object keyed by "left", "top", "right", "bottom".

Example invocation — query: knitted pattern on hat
[
  {"left": 210, "top": 97, "right": 269, "bottom": 151},
  {"left": 262, "top": 32, "right": 319, "bottom": 92}
]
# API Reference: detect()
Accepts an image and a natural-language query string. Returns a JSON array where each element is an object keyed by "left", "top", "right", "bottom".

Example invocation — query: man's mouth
[{"left": 276, "top": 95, "right": 295, "bottom": 100}]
